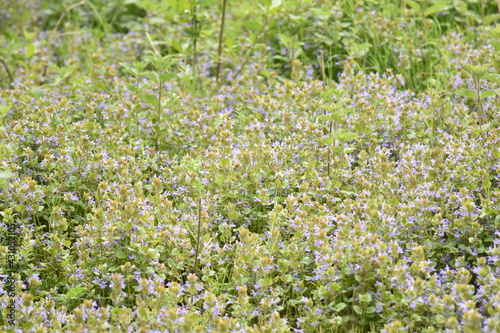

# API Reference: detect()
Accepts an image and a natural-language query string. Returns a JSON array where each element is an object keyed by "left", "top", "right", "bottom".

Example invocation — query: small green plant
[
  {"left": 455, "top": 63, "right": 499, "bottom": 127},
  {"left": 184, "top": 0, "right": 203, "bottom": 89},
  {"left": 454, "top": 27, "right": 500, "bottom": 136},
  {"left": 320, "top": 89, "right": 358, "bottom": 177},
  {"left": 455, "top": 25, "right": 500, "bottom": 218},
  {"left": 120, "top": 53, "right": 179, "bottom": 146}
]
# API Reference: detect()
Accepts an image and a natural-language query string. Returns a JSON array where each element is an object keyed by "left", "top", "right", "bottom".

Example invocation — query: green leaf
[
  {"left": 329, "top": 88, "right": 346, "bottom": 99},
  {"left": 480, "top": 90, "right": 499, "bottom": 99},
  {"left": 330, "top": 282, "right": 340, "bottom": 291},
  {"left": 67, "top": 285, "right": 86, "bottom": 298},
  {"left": 116, "top": 249, "right": 128, "bottom": 259},
  {"left": 258, "top": 278, "right": 273, "bottom": 287},
  {"left": 490, "top": 40, "right": 500, "bottom": 51},
  {"left": 333, "top": 302, "right": 347, "bottom": 312},
  {"left": 183, "top": 28, "right": 197, "bottom": 38},
  {"left": 406, "top": 0, "right": 421, "bottom": 11},
  {"left": 30, "top": 87, "right": 44, "bottom": 99},
  {"left": 328, "top": 112, "right": 344, "bottom": 122},
  {"left": 221, "top": 158, "right": 230, "bottom": 168},
  {"left": 269, "top": 0, "right": 282, "bottom": 13},
  {"left": 0, "top": 105, "right": 8, "bottom": 118},
  {"left": 319, "top": 104, "right": 335, "bottom": 112},
  {"left": 424, "top": 2, "right": 451, "bottom": 16},
  {"left": 333, "top": 132, "right": 359, "bottom": 142},
  {"left": 342, "top": 107, "right": 355, "bottom": 114},
  {"left": 259, "top": 69, "right": 271, "bottom": 78},
  {"left": 465, "top": 64, "right": 490, "bottom": 79},
  {"left": 228, "top": 210, "right": 239, "bottom": 220},
  {"left": 366, "top": 306, "right": 376, "bottom": 314},
  {"left": 120, "top": 62, "right": 139, "bottom": 76},
  {"left": 483, "top": 178, "right": 491, "bottom": 190},
  {"left": 348, "top": 43, "right": 371, "bottom": 57},
  {"left": 322, "top": 137, "right": 334, "bottom": 145},
  {"left": 484, "top": 14, "right": 500, "bottom": 25},
  {"left": 171, "top": 39, "right": 184, "bottom": 53},
  {"left": 159, "top": 72, "right": 177, "bottom": 82},
  {"left": 480, "top": 122, "right": 493, "bottom": 132},
  {"left": 483, "top": 73, "right": 500, "bottom": 83},
  {"left": 455, "top": 88, "right": 476, "bottom": 99},
  {"left": 112, "top": 308, "right": 125, "bottom": 317},
  {"left": 464, "top": 63, "right": 479, "bottom": 73},
  {"left": 243, "top": 19, "right": 262, "bottom": 31},
  {"left": 25, "top": 43, "right": 35, "bottom": 59},
  {"left": 22, "top": 28, "right": 37, "bottom": 41},
  {"left": 353, "top": 305, "right": 363, "bottom": 314},
  {"left": 331, "top": 178, "right": 341, "bottom": 187},
  {"left": 343, "top": 147, "right": 356, "bottom": 154},
  {"left": 139, "top": 93, "right": 159, "bottom": 107},
  {"left": 331, "top": 146, "right": 344, "bottom": 153},
  {"left": 0, "top": 169, "right": 13, "bottom": 189},
  {"left": 142, "top": 71, "right": 160, "bottom": 82},
  {"left": 412, "top": 313, "right": 422, "bottom": 322},
  {"left": 138, "top": 307, "right": 148, "bottom": 319},
  {"left": 270, "top": 0, "right": 281, "bottom": 10},
  {"left": 360, "top": 293, "right": 372, "bottom": 303}
]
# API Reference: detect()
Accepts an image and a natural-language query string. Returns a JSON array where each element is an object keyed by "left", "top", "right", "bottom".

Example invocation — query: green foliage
[{"left": 1, "top": 0, "right": 500, "bottom": 332}]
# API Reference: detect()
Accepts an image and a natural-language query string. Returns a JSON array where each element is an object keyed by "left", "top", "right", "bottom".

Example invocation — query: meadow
[{"left": 0, "top": 0, "right": 500, "bottom": 331}]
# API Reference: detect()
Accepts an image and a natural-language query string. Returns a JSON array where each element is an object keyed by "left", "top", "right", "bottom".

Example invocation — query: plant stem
[
  {"left": 146, "top": 32, "right": 160, "bottom": 56},
  {"left": 473, "top": 76, "right": 487, "bottom": 124},
  {"left": 290, "top": 35, "right": 295, "bottom": 79},
  {"left": 41, "top": 0, "right": 87, "bottom": 81},
  {"left": 319, "top": 50, "right": 331, "bottom": 177},
  {"left": 0, "top": 57, "right": 13, "bottom": 83},
  {"left": 472, "top": 76, "right": 490, "bottom": 157},
  {"left": 194, "top": 197, "right": 202, "bottom": 275},
  {"left": 158, "top": 80, "right": 162, "bottom": 123},
  {"left": 191, "top": 1, "right": 199, "bottom": 90},
  {"left": 319, "top": 50, "right": 326, "bottom": 91},
  {"left": 216, "top": 0, "right": 228, "bottom": 82}
]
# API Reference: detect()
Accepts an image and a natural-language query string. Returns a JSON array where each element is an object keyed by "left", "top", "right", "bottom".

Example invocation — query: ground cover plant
[{"left": 1, "top": 0, "right": 500, "bottom": 331}]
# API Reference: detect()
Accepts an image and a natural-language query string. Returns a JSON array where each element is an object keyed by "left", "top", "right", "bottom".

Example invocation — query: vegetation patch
[{"left": 0, "top": 0, "right": 500, "bottom": 332}]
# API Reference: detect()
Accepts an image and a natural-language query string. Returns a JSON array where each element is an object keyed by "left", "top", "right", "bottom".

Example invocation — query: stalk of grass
[
  {"left": 145, "top": 32, "right": 160, "bottom": 56},
  {"left": 216, "top": 0, "right": 228, "bottom": 82}
]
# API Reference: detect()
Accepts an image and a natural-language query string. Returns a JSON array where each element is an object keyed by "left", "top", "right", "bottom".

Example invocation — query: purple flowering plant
[{"left": 0, "top": 0, "right": 500, "bottom": 332}]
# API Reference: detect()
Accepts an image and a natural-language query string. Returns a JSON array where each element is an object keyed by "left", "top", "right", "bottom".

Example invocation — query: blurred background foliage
[{"left": 1, "top": 0, "right": 499, "bottom": 91}]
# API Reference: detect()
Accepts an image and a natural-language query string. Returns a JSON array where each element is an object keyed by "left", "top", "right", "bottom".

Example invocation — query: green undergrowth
[{"left": 0, "top": 0, "right": 500, "bottom": 332}]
